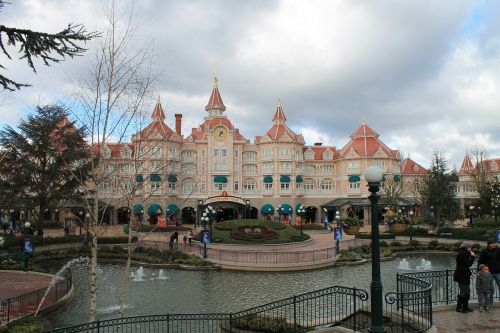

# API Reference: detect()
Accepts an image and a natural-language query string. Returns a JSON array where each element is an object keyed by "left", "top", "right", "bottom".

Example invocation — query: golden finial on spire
[
  {"left": 213, "top": 74, "right": 218, "bottom": 88},
  {"left": 276, "top": 98, "right": 281, "bottom": 107},
  {"left": 157, "top": 95, "right": 161, "bottom": 104},
  {"left": 361, "top": 114, "right": 366, "bottom": 125}
]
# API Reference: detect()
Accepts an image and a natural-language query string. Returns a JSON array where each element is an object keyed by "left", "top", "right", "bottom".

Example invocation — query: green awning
[
  {"left": 261, "top": 204, "right": 274, "bottom": 214},
  {"left": 348, "top": 175, "right": 361, "bottom": 183},
  {"left": 214, "top": 176, "right": 228, "bottom": 183},
  {"left": 167, "top": 204, "right": 179, "bottom": 214},
  {"left": 296, "top": 176, "right": 303, "bottom": 183},
  {"left": 150, "top": 174, "right": 161, "bottom": 182},
  {"left": 168, "top": 175, "right": 177, "bottom": 183},
  {"left": 280, "top": 175, "right": 291, "bottom": 183},
  {"left": 135, "top": 175, "right": 143, "bottom": 182},
  {"left": 132, "top": 204, "right": 144, "bottom": 215},
  {"left": 278, "top": 203, "right": 293, "bottom": 214},
  {"left": 147, "top": 204, "right": 163, "bottom": 216},
  {"left": 393, "top": 175, "right": 401, "bottom": 182},
  {"left": 295, "top": 204, "right": 305, "bottom": 213},
  {"left": 263, "top": 176, "right": 273, "bottom": 183}
]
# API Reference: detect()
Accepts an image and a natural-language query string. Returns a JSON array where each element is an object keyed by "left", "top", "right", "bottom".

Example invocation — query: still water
[{"left": 47, "top": 253, "right": 454, "bottom": 327}]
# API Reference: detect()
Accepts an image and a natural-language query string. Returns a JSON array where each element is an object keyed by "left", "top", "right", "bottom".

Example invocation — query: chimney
[
  {"left": 175, "top": 114, "right": 182, "bottom": 135},
  {"left": 314, "top": 142, "right": 323, "bottom": 146}
]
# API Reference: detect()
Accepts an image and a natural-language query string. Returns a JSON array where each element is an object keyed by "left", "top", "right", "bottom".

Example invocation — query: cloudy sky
[{"left": 1, "top": 0, "right": 500, "bottom": 169}]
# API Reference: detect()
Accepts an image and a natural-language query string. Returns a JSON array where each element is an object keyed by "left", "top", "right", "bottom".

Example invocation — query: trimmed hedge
[
  {"left": 292, "top": 223, "right": 325, "bottom": 230},
  {"left": 135, "top": 225, "right": 189, "bottom": 233},
  {"left": 357, "top": 232, "right": 396, "bottom": 239},
  {"left": 2, "top": 234, "right": 137, "bottom": 250}
]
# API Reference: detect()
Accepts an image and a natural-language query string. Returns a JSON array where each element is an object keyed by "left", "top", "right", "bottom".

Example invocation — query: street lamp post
[
  {"left": 469, "top": 205, "right": 474, "bottom": 227},
  {"left": 409, "top": 210, "right": 414, "bottom": 244},
  {"left": 335, "top": 210, "right": 341, "bottom": 254},
  {"left": 298, "top": 205, "right": 305, "bottom": 238},
  {"left": 365, "top": 166, "right": 386, "bottom": 333}
]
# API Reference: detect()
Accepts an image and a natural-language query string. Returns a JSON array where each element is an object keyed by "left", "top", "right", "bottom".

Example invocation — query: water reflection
[{"left": 47, "top": 253, "right": 455, "bottom": 328}]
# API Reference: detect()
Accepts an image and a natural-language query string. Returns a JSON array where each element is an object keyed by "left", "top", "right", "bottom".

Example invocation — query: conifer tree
[
  {"left": 0, "top": 0, "right": 98, "bottom": 90},
  {"left": 0, "top": 105, "right": 91, "bottom": 235},
  {"left": 420, "top": 152, "right": 459, "bottom": 228}
]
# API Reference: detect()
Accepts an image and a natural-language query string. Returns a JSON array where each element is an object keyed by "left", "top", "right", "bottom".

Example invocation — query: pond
[{"left": 46, "top": 253, "right": 455, "bottom": 328}]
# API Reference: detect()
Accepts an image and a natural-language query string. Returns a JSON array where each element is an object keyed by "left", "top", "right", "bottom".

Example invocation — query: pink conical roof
[
  {"left": 205, "top": 77, "right": 226, "bottom": 112},
  {"left": 152, "top": 96, "right": 166, "bottom": 122},
  {"left": 459, "top": 154, "right": 474, "bottom": 175},
  {"left": 272, "top": 99, "right": 287, "bottom": 122}
]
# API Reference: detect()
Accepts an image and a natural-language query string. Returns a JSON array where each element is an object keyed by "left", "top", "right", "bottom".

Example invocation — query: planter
[
  {"left": 389, "top": 224, "right": 407, "bottom": 234},
  {"left": 343, "top": 226, "right": 361, "bottom": 235}
]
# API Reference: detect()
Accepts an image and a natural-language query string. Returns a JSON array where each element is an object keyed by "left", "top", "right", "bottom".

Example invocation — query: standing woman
[{"left": 454, "top": 241, "right": 476, "bottom": 312}]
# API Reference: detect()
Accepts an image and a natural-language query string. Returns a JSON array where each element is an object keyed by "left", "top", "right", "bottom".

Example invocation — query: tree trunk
[
  {"left": 89, "top": 194, "right": 99, "bottom": 322},
  {"left": 119, "top": 224, "right": 134, "bottom": 318}
]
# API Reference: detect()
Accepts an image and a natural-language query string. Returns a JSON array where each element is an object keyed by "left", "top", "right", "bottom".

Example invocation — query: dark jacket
[
  {"left": 478, "top": 247, "right": 500, "bottom": 274},
  {"left": 454, "top": 248, "right": 475, "bottom": 284},
  {"left": 476, "top": 271, "right": 494, "bottom": 293}
]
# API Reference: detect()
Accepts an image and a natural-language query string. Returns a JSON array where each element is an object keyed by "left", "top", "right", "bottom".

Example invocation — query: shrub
[
  {"left": 5, "top": 316, "right": 42, "bottom": 333},
  {"left": 428, "top": 239, "right": 439, "bottom": 249},
  {"left": 357, "top": 232, "right": 395, "bottom": 239},
  {"left": 339, "top": 217, "right": 363, "bottom": 227},
  {"left": 234, "top": 314, "right": 309, "bottom": 333},
  {"left": 292, "top": 223, "right": 324, "bottom": 230}
]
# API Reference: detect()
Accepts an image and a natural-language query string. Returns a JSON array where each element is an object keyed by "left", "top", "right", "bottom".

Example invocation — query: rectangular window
[
  {"left": 265, "top": 183, "right": 273, "bottom": 191},
  {"left": 374, "top": 161, "right": 385, "bottom": 171},
  {"left": 234, "top": 181, "right": 239, "bottom": 191},
  {"left": 213, "top": 149, "right": 220, "bottom": 157},
  {"left": 279, "top": 148, "right": 290, "bottom": 159},
  {"left": 235, "top": 150, "right": 239, "bottom": 158},
  {"left": 348, "top": 162, "right": 360, "bottom": 173},
  {"left": 151, "top": 182, "right": 161, "bottom": 194},
  {"left": 213, "top": 163, "right": 228, "bottom": 171},
  {"left": 168, "top": 148, "right": 177, "bottom": 159},
  {"left": 150, "top": 160, "right": 162, "bottom": 173},
  {"left": 263, "top": 162, "right": 273, "bottom": 172},
  {"left": 214, "top": 183, "right": 227, "bottom": 191},
  {"left": 280, "top": 183, "right": 290, "bottom": 190},
  {"left": 152, "top": 146, "right": 162, "bottom": 159},
  {"left": 168, "top": 182, "right": 176, "bottom": 191},
  {"left": 201, "top": 149, "right": 206, "bottom": 158},
  {"left": 221, "top": 149, "right": 227, "bottom": 157},
  {"left": 262, "top": 149, "right": 273, "bottom": 159},
  {"left": 280, "top": 162, "right": 291, "bottom": 172}
]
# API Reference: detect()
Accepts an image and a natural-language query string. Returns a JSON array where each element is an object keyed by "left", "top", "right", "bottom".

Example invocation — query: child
[{"left": 476, "top": 264, "right": 494, "bottom": 312}]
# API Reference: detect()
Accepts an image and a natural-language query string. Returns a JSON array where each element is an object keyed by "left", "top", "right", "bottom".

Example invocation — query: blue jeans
[{"left": 491, "top": 273, "right": 500, "bottom": 302}]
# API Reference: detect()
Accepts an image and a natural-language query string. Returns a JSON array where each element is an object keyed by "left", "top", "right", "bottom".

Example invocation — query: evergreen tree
[
  {"left": 420, "top": 152, "right": 459, "bottom": 228},
  {"left": 0, "top": 0, "right": 99, "bottom": 91},
  {"left": 0, "top": 105, "right": 91, "bottom": 235}
]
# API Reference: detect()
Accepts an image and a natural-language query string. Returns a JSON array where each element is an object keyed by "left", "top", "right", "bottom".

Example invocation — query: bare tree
[{"left": 71, "top": 0, "right": 157, "bottom": 321}]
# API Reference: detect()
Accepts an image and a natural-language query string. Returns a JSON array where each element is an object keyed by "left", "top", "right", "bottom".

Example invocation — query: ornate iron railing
[
  {"left": 45, "top": 285, "right": 369, "bottom": 333},
  {"left": 399, "top": 268, "right": 498, "bottom": 305},
  {"left": 383, "top": 274, "right": 433, "bottom": 333},
  {"left": 0, "top": 275, "right": 72, "bottom": 324}
]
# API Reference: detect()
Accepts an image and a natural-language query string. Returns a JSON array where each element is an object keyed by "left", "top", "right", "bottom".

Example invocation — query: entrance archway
[
  {"left": 117, "top": 207, "right": 130, "bottom": 224},
  {"left": 305, "top": 206, "right": 317, "bottom": 223},
  {"left": 181, "top": 207, "right": 196, "bottom": 224},
  {"left": 249, "top": 207, "right": 258, "bottom": 219}
]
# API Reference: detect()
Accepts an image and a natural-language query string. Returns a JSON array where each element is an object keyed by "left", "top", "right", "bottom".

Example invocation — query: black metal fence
[
  {"left": 383, "top": 274, "right": 433, "bottom": 333},
  {"left": 46, "top": 285, "right": 369, "bottom": 333},
  {"left": 399, "top": 268, "right": 498, "bottom": 305},
  {"left": 0, "top": 275, "right": 72, "bottom": 324}
]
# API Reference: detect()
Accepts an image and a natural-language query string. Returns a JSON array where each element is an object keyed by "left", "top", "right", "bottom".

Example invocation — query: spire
[
  {"left": 272, "top": 98, "right": 287, "bottom": 123},
  {"left": 459, "top": 153, "right": 474, "bottom": 175},
  {"left": 205, "top": 76, "right": 226, "bottom": 112},
  {"left": 152, "top": 96, "right": 166, "bottom": 122}
]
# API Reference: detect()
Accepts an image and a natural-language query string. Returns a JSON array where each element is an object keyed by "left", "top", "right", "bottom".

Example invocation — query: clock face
[{"left": 214, "top": 126, "right": 228, "bottom": 141}]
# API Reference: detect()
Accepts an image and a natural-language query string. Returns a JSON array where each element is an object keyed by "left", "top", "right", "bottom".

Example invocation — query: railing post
[
  {"left": 229, "top": 312, "right": 232, "bottom": 332},
  {"left": 96, "top": 319, "right": 100, "bottom": 333},
  {"left": 167, "top": 313, "right": 170, "bottom": 333},
  {"left": 353, "top": 287, "right": 357, "bottom": 332},
  {"left": 293, "top": 295, "right": 297, "bottom": 332},
  {"left": 446, "top": 269, "right": 450, "bottom": 305},
  {"left": 7, "top": 299, "right": 10, "bottom": 323}
]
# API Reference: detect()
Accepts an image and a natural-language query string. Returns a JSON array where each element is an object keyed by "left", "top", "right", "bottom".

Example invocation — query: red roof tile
[
  {"left": 339, "top": 122, "right": 396, "bottom": 158},
  {"left": 93, "top": 143, "right": 134, "bottom": 158},
  {"left": 459, "top": 154, "right": 474, "bottom": 175},
  {"left": 205, "top": 78, "right": 226, "bottom": 111},
  {"left": 262, "top": 102, "right": 302, "bottom": 142},
  {"left": 400, "top": 158, "right": 428, "bottom": 175}
]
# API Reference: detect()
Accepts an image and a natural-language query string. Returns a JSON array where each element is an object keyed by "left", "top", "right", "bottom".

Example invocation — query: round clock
[{"left": 214, "top": 126, "right": 228, "bottom": 141}]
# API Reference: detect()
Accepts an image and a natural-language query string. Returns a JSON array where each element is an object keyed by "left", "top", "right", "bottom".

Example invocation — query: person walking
[
  {"left": 476, "top": 264, "right": 494, "bottom": 312},
  {"left": 187, "top": 229, "right": 193, "bottom": 246},
  {"left": 454, "top": 241, "right": 476, "bottom": 313},
  {"left": 478, "top": 238, "right": 500, "bottom": 304}
]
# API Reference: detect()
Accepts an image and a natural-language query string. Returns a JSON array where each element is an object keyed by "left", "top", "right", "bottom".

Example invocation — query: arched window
[
  {"left": 321, "top": 179, "right": 333, "bottom": 192},
  {"left": 304, "top": 178, "right": 315, "bottom": 191},
  {"left": 243, "top": 178, "right": 257, "bottom": 193},
  {"left": 182, "top": 178, "right": 196, "bottom": 194}
]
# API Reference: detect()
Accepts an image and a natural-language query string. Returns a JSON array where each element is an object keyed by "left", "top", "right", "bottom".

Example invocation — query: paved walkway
[
  {"left": 0, "top": 271, "right": 53, "bottom": 299},
  {"left": 433, "top": 304, "right": 500, "bottom": 333}
]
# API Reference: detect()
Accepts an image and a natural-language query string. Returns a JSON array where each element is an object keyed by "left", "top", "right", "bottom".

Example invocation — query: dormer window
[
  {"left": 122, "top": 148, "right": 131, "bottom": 158},
  {"left": 304, "top": 151, "right": 314, "bottom": 160},
  {"left": 323, "top": 151, "right": 333, "bottom": 160},
  {"left": 102, "top": 148, "right": 111, "bottom": 158},
  {"left": 413, "top": 165, "right": 419, "bottom": 172}
]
